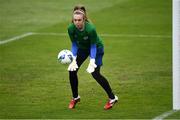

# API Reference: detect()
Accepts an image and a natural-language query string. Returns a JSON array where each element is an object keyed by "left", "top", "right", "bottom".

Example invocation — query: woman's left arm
[{"left": 90, "top": 44, "right": 97, "bottom": 59}]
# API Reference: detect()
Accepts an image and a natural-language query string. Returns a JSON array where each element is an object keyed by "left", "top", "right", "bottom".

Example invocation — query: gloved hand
[
  {"left": 86, "top": 59, "right": 97, "bottom": 73},
  {"left": 68, "top": 56, "right": 78, "bottom": 71}
]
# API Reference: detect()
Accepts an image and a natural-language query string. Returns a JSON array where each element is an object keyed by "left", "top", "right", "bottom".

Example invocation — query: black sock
[
  {"left": 69, "top": 71, "right": 78, "bottom": 98},
  {"left": 91, "top": 67, "right": 115, "bottom": 99}
]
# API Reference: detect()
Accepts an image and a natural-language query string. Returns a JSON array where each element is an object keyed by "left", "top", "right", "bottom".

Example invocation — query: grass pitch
[{"left": 1, "top": 0, "right": 178, "bottom": 119}]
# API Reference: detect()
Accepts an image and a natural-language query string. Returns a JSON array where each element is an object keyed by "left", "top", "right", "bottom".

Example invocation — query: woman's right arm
[
  {"left": 68, "top": 26, "right": 78, "bottom": 57},
  {"left": 71, "top": 41, "right": 78, "bottom": 57}
]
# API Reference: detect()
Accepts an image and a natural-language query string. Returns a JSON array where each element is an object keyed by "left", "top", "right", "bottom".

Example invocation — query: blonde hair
[{"left": 72, "top": 5, "right": 89, "bottom": 22}]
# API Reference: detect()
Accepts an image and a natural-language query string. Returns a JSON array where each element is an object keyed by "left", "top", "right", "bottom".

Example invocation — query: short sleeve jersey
[{"left": 68, "top": 22, "right": 103, "bottom": 50}]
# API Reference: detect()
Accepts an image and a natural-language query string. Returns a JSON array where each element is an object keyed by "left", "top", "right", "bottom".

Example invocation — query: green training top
[{"left": 68, "top": 22, "right": 103, "bottom": 50}]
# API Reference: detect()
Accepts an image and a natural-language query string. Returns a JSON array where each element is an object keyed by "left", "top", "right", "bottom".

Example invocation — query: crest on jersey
[{"left": 83, "top": 36, "right": 88, "bottom": 40}]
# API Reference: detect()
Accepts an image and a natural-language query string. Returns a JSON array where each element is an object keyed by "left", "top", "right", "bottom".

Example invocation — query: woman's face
[{"left": 73, "top": 14, "right": 85, "bottom": 30}]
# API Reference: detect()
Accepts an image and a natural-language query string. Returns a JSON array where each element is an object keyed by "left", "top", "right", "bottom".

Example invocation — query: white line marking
[
  {"left": 0, "top": 32, "right": 34, "bottom": 45},
  {"left": 153, "top": 110, "right": 179, "bottom": 120},
  {"left": 0, "top": 32, "right": 171, "bottom": 45},
  {"left": 34, "top": 32, "right": 172, "bottom": 38},
  {"left": 100, "top": 33, "right": 172, "bottom": 38},
  {"left": 33, "top": 32, "right": 67, "bottom": 36}
]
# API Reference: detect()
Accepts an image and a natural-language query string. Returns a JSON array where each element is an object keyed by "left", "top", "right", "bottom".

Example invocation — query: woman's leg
[
  {"left": 69, "top": 53, "right": 88, "bottom": 98},
  {"left": 91, "top": 66, "right": 115, "bottom": 99},
  {"left": 69, "top": 70, "right": 79, "bottom": 98}
]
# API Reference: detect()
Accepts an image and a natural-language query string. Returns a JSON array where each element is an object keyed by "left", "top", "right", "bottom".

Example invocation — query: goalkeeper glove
[
  {"left": 68, "top": 56, "right": 78, "bottom": 71},
  {"left": 86, "top": 59, "right": 97, "bottom": 73}
]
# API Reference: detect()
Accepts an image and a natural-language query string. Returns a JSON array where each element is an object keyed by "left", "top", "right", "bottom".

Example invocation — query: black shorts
[{"left": 76, "top": 47, "right": 104, "bottom": 67}]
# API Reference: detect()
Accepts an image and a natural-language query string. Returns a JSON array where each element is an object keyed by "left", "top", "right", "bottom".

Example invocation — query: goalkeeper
[{"left": 67, "top": 5, "right": 118, "bottom": 110}]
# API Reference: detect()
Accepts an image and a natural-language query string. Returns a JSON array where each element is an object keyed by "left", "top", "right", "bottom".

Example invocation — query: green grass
[
  {"left": 166, "top": 111, "right": 180, "bottom": 119},
  {"left": 0, "top": 0, "right": 178, "bottom": 119},
  {"left": 0, "top": 0, "right": 124, "bottom": 40},
  {"left": 0, "top": 35, "right": 172, "bottom": 119}
]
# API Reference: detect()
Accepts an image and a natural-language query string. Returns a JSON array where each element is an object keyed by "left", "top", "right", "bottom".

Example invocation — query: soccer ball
[{"left": 57, "top": 49, "right": 73, "bottom": 64}]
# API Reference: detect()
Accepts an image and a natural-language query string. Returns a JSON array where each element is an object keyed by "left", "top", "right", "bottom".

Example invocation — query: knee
[
  {"left": 91, "top": 71, "right": 100, "bottom": 79},
  {"left": 69, "top": 71, "right": 77, "bottom": 76}
]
